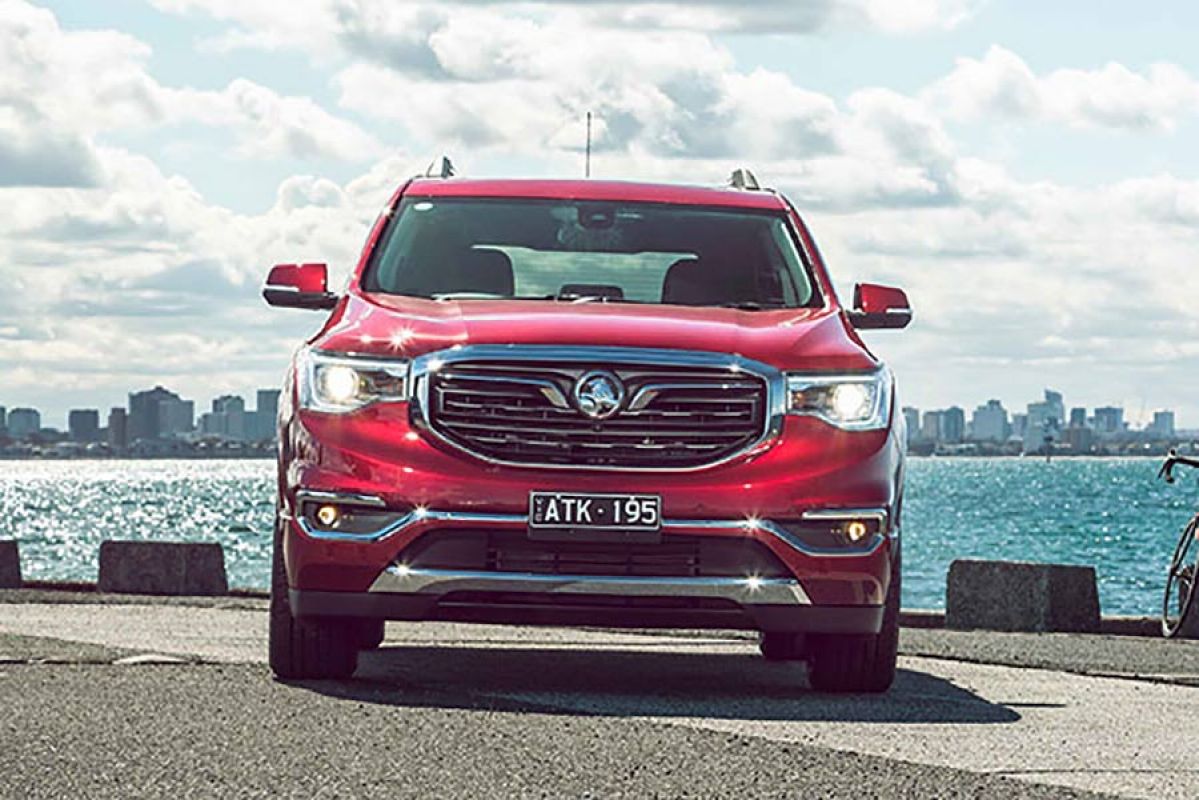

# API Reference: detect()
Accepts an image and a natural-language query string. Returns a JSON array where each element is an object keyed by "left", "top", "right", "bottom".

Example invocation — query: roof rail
[
  {"left": 424, "top": 155, "right": 456, "bottom": 179},
  {"left": 728, "top": 168, "right": 761, "bottom": 191}
]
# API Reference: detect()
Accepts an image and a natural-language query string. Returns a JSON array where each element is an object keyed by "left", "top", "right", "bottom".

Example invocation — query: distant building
[
  {"left": 1149, "top": 411, "right": 1176, "bottom": 438},
  {"left": 0, "top": 405, "right": 6, "bottom": 434},
  {"left": 200, "top": 391, "right": 282, "bottom": 443},
  {"left": 970, "top": 400, "right": 1010, "bottom": 442},
  {"left": 942, "top": 407, "right": 966, "bottom": 444},
  {"left": 7, "top": 407, "right": 41, "bottom": 439},
  {"left": 251, "top": 389, "right": 281, "bottom": 442},
  {"left": 213, "top": 395, "right": 247, "bottom": 441},
  {"left": 1094, "top": 406, "right": 1125, "bottom": 435},
  {"left": 1024, "top": 390, "right": 1065, "bottom": 453},
  {"left": 68, "top": 409, "right": 101, "bottom": 443},
  {"left": 129, "top": 386, "right": 193, "bottom": 442},
  {"left": 159, "top": 398, "right": 194, "bottom": 438},
  {"left": 1069, "top": 407, "right": 1088, "bottom": 429},
  {"left": 921, "top": 411, "right": 944, "bottom": 444},
  {"left": 902, "top": 407, "right": 920, "bottom": 447},
  {"left": 107, "top": 408, "right": 128, "bottom": 451},
  {"left": 1011, "top": 413, "right": 1027, "bottom": 440},
  {"left": 1063, "top": 425, "right": 1096, "bottom": 454}
]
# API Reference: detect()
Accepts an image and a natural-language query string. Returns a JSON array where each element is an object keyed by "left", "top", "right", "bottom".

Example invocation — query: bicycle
[{"left": 1158, "top": 450, "right": 1199, "bottom": 638}]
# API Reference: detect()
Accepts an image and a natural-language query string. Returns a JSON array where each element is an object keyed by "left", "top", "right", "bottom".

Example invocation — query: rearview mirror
[
  {"left": 848, "top": 283, "right": 911, "bottom": 330},
  {"left": 263, "top": 263, "right": 338, "bottom": 310}
]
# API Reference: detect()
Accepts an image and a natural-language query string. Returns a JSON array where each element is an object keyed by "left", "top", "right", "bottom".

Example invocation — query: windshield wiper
[
  {"left": 562, "top": 295, "right": 644, "bottom": 305},
  {"left": 432, "top": 292, "right": 505, "bottom": 301},
  {"left": 720, "top": 301, "right": 787, "bottom": 311},
  {"left": 431, "top": 293, "right": 555, "bottom": 301}
]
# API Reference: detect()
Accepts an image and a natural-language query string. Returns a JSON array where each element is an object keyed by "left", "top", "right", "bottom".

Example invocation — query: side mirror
[
  {"left": 848, "top": 283, "right": 912, "bottom": 330},
  {"left": 263, "top": 263, "right": 338, "bottom": 310}
]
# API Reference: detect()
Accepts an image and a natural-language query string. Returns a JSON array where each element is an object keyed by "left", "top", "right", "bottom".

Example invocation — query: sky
[{"left": 3, "top": 0, "right": 1199, "bottom": 429}]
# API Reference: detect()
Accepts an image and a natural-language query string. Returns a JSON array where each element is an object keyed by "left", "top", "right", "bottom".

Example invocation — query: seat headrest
[
  {"left": 662, "top": 257, "right": 721, "bottom": 306},
  {"left": 459, "top": 248, "right": 514, "bottom": 296}
]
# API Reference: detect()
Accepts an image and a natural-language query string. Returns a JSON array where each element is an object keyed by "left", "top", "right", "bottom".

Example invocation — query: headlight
[
  {"left": 786, "top": 369, "right": 892, "bottom": 431},
  {"left": 299, "top": 349, "right": 409, "bottom": 413}
]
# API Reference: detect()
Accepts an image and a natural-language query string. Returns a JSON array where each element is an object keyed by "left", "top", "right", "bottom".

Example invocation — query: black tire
[
  {"left": 1163, "top": 516, "right": 1199, "bottom": 639},
  {"left": 268, "top": 518, "right": 359, "bottom": 680},
  {"left": 807, "top": 569, "right": 900, "bottom": 693},
  {"left": 759, "top": 632, "right": 804, "bottom": 661},
  {"left": 354, "top": 620, "right": 386, "bottom": 650}
]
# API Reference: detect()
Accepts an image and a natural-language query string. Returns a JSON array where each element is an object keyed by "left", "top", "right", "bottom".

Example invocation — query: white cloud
[
  {"left": 925, "top": 45, "right": 1199, "bottom": 131},
  {"left": 147, "top": 0, "right": 981, "bottom": 52},
  {"left": 861, "top": 0, "right": 980, "bottom": 33},
  {"left": 0, "top": 0, "right": 382, "bottom": 186},
  {"left": 0, "top": 0, "right": 156, "bottom": 186},
  {"left": 164, "top": 79, "right": 384, "bottom": 161},
  {"left": 0, "top": 139, "right": 425, "bottom": 421}
]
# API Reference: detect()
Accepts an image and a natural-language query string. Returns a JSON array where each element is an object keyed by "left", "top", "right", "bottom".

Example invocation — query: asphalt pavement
[{"left": 2, "top": 594, "right": 1198, "bottom": 799}]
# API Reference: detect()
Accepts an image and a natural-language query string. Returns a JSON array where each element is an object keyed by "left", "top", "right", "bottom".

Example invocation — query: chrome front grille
[{"left": 424, "top": 360, "right": 769, "bottom": 468}]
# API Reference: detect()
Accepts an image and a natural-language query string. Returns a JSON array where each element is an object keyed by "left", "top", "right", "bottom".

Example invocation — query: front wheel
[
  {"left": 1163, "top": 516, "right": 1199, "bottom": 639},
  {"left": 268, "top": 517, "right": 359, "bottom": 679},
  {"left": 806, "top": 570, "right": 899, "bottom": 693}
]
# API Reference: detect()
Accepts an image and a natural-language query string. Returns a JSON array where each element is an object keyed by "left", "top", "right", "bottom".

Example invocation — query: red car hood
[{"left": 314, "top": 293, "right": 877, "bottom": 372}]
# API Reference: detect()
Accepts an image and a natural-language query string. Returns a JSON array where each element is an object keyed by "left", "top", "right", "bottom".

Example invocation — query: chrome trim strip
[
  {"left": 410, "top": 344, "right": 785, "bottom": 473},
  {"left": 295, "top": 489, "right": 388, "bottom": 509},
  {"left": 669, "top": 518, "right": 888, "bottom": 558},
  {"left": 437, "top": 370, "right": 570, "bottom": 408},
  {"left": 368, "top": 567, "right": 812, "bottom": 605},
  {"left": 801, "top": 507, "right": 889, "bottom": 524},
  {"left": 292, "top": 503, "right": 887, "bottom": 558},
  {"left": 626, "top": 380, "right": 760, "bottom": 412},
  {"left": 294, "top": 508, "right": 526, "bottom": 543}
]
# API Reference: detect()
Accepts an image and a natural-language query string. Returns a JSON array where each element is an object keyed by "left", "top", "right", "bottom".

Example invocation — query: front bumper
[{"left": 283, "top": 505, "right": 894, "bottom": 634}]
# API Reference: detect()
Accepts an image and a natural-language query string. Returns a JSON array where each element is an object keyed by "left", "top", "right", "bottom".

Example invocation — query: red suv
[{"left": 263, "top": 170, "right": 911, "bottom": 692}]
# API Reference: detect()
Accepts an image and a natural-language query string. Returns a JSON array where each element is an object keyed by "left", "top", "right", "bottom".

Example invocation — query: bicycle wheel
[{"left": 1163, "top": 515, "right": 1199, "bottom": 639}]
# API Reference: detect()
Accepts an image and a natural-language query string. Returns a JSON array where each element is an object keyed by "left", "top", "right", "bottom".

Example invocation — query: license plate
[{"left": 529, "top": 492, "right": 662, "bottom": 530}]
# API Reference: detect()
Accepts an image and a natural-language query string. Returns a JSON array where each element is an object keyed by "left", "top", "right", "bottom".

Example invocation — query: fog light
[
  {"left": 845, "top": 521, "right": 869, "bottom": 542},
  {"left": 315, "top": 504, "right": 340, "bottom": 527}
]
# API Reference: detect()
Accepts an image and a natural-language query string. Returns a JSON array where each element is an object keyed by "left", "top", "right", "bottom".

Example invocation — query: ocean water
[{"left": 0, "top": 457, "right": 1194, "bottom": 616}]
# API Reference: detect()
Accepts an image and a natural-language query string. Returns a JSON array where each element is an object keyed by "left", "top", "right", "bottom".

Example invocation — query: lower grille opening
[{"left": 398, "top": 529, "right": 791, "bottom": 579}]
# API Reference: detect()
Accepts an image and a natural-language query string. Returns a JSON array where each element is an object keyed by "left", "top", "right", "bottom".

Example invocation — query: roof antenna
[{"left": 585, "top": 111, "right": 592, "bottom": 178}]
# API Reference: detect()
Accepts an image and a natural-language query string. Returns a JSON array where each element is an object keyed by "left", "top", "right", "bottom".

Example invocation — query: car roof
[{"left": 403, "top": 178, "right": 790, "bottom": 211}]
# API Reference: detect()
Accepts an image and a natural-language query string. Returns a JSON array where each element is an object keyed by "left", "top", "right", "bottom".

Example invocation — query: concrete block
[
  {"left": 0, "top": 540, "right": 21, "bottom": 588},
  {"left": 98, "top": 541, "right": 228, "bottom": 596},
  {"left": 946, "top": 559, "right": 1100, "bottom": 633}
]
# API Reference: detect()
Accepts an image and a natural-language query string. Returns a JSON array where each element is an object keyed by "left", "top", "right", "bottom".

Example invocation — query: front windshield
[{"left": 362, "top": 198, "right": 820, "bottom": 309}]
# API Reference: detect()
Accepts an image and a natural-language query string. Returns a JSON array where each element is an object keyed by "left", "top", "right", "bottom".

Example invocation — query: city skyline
[
  {"left": 903, "top": 387, "right": 1186, "bottom": 457},
  {"left": 0, "top": 381, "right": 1187, "bottom": 440},
  {"left": 0, "top": 384, "right": 281, "bottom": 444},
  {"left": 1, "top": 365, "right": 1192, "bottom": 434}
]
